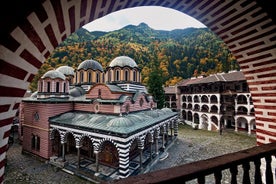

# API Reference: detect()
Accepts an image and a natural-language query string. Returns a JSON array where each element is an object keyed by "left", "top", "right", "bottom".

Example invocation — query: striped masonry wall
[{"left": 0, "top": 0, "right": 275, "bottom": 182}]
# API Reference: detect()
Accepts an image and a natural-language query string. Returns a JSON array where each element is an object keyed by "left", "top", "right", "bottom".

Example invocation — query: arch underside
[{"left": 0, "top": 0, "right": 275, "bottom": 182}]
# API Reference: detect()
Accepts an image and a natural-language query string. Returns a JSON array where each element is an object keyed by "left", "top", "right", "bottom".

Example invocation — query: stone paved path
[
  {"left": 4, "top": 124, "right": 256, "bottom": 184},
  {"left": 150, "top": 124, "right": 257, "bottom": 183}
]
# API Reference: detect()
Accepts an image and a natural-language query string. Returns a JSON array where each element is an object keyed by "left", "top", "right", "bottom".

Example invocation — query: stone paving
[
  {"left": 149, "top": 124, "right": 257, "bottom": 183},
  {"left": 4, "top": 124, "right": 256, "bottom": 184}
]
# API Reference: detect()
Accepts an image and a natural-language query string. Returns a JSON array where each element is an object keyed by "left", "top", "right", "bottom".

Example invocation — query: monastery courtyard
[{"left": 4, "top": 124, "right": 256, "bottom": 184}]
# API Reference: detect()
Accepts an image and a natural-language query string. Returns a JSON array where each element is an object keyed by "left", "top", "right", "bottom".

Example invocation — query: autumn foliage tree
[{"left": 29, "top": 24, "right": 239, "bottom": 92}]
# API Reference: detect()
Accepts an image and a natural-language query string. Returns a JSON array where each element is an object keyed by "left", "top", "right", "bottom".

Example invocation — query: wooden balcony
[{"left": 106, "top": 142, "right": 276, "bottom": 184}]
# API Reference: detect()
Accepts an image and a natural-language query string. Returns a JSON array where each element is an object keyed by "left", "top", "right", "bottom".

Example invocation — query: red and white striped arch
[{"left": 0, "top": 0, "right": 275, "bottom": 182}]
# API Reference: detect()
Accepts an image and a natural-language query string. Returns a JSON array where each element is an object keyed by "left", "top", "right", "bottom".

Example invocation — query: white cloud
[{"left": 83, "top": 6, "right": 206, "bottom": 32}]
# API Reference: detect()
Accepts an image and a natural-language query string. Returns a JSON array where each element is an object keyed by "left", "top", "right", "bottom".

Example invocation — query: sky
[{"left": 83, "top": 6, "right": 206, "bottom": 32}]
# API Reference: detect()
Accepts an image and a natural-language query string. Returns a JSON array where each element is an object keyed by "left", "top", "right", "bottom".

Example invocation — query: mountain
[{"left": 29, "top": 23, "right": 239, "bottom": 92}]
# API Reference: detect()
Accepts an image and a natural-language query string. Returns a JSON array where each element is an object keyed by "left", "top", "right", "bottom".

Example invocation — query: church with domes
[{"left": 20, "top": 56, "right": 178, "bottom": 181}]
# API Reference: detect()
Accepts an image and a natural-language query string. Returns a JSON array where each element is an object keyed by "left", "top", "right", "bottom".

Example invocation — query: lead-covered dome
[
  {"left": 109, "top": 56, "right": 138, "bottom": 68},
  {"left": 56, "top": 66, "right": 74, "bottom": 76},
  {"left": 77, "top": 59, "right": 103, "bottom": 71},
  {"left": 41, "top": 70, "right": 66, "bottom": 80},
  {"left": 69, "top": 87, "right": 86, "bottom": 97},
  {"left": 107, "top": 117, "right": 134, "bottom": 127}
]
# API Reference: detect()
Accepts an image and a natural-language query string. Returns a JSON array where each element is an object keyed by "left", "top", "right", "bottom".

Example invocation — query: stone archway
[
  {"left": 99, "top": 140, "right": 119, "bottom": 167},
  {"left": 0, "top": 0, "right": 275, "bottom": 182},
  {"left": 51, "top": 129, "right": 61, "bottom": 157}
]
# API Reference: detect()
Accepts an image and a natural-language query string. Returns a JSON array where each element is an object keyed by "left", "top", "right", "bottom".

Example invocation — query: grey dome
[
  {"left": 161, "top": 108, "right": 173, "bottom": 113},
  {"left": 42, "top": 70, "right": 66, "bottom": 80},
  {"left": 69, "top": 87, "right": 86, "bottom": 97},
  {"left": 109, "top": 56, "right": 138, "bottom": 68},
  {"left": 144, "top": 110, "right": 159, "bottom": 118},
  {"left": 77, "top": 59, "right": 103, "bottom": 71},
  {"left": 107, "top": 117, "right": 134, "bottom": 127},
  {"left": 56, "top": 66, "right": 74, "bottom": 76}
]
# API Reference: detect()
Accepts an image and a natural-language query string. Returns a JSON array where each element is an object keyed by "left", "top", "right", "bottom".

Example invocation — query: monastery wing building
[
  {"left": 20, "top": 56, "right": 178, "bottom": 181},
  {"left": 164, "top": 71, "right": 255, "bottom": 135}
]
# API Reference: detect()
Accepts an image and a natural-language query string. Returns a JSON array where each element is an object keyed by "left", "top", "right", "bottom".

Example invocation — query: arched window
[
  {"left": 56, "top": 82, "right": 59, "bottom": 93},
  {"left": 31, "top": 135, "right": 40, "bottom": 151},
  {"left": 140, "top": 98, "right": 144, "bottom": 107},
  {"left": 133, "top": 70, "right": 136, "bottom": 82},
  {"left": 124, "top": 70, "right": 129, "bottom": 81},
  {"left": 75, "top": 73, "right": 78, "bottom": 83},
  {"left": 98, "top": 89, "right": 101, "bottom": 98},
  {"left": 108, "top": 70, "right": 111, "bottom": 81},
  {"left": 47, "top": 82, "right": 51, "bottom": 92},
  {"left": 63, "top": 83, "right": 66, "bottom": 93},
  {"left": 80, "top": 71, "right": 84, "bottom": 83},
  {"left": 96, "top": 72, "right": 100, "bottom": 83},
  {"left": 125, "top": 104, "right": 130, "bottom": 113},
  {"left": 88, "top": 72, "right": 92, "bottom": 83},
  {"left": 115, "top": 70, "right": 120, "bottom": 81}
]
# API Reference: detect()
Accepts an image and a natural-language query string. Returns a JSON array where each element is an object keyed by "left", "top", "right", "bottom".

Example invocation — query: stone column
[
  {"left": 155, "top": 136, "right": 159, "bottom": 155},
  {"left": 118, "top": 151, "right": 130, "bottom": 179},
  {"left": 139, "top": 148, "right": 143, "bottom": 170},
  {"left": 77, "top": 146, "right": 80, "bottom": 169},
  {"left": 162, "top": 131, "right": 165, "bottom": 150},
  {"left": 235, "top": 117, "right": 238, "bottom": 132},
  {"left": 62, "top": 142, "right": 66, "bottom": 162},
  {"left": 94, "top": 150, "right": 99, "bottom": 176},
  {"left": 170, "top": 125, "right": 173, "bottom": 139},
  {"left": 248, "top": 122, "right": 251, "bottom": 135},
  {"left": 247, "top": 95, "right": 251, "bottom": 115},
  {"left": 150, "top": 142, "right": 153, "bottom": 162}
]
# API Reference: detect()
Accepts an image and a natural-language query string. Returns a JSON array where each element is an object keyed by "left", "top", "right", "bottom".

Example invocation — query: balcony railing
[{"left": 106, "top": 142, "right": 276, "bottom": 184}]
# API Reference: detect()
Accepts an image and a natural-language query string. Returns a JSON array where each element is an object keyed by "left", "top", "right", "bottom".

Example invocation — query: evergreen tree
[{"left": 147, "top": 64, "right": 165, "bottom": 109}]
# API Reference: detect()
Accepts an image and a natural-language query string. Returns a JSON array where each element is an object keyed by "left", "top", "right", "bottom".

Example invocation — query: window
[
  {"left": 124, "top": 70, "right": 129, "bottom": 81},
  {"left": 80, "top": 71, "right": 84, "bottom": 83},
  {"left": 31, "top": 135, "right": 40, "bottom": 151},
  {"left": 115, "top": 70, "right": 120, "bottom": 81},
  {"left": 47, "top": 82, "right": 51, "bottom": 92},
  {"left": 88, "top": 72, "right": 92, "bottom": 83},
  {"left": 133, "top": 71, "right": 136, "bottom": 82},
  {"left": 96, "top": 72, "right": 100, "bottom": 83},
  {"left": 63, "top": 83, "right": 66, "bottom": 93},
  {"left": 56, "top": 82, "right": 59, "bottom": 93},
  {"left": 139, "top": 98, "right": 144, "bottom": 107},
  {"left": 125, "top": 104, "right": 130, "bottom": 113},
  {"left": 94, "top": 104, "right": 100, "bottom": 112},
  {"left": 34, "top": 112, "right": 39, "bottom": 121},
  {"left": 98, "top": 89, "right": 101, "bottom": 98},
  {"left": 108, "top": 70, "right": 111, "bottom": 81}
]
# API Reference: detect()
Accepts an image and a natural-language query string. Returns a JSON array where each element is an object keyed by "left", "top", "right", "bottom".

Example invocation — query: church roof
[
  {"left": 56, "top": 65, "right": 75, "bottom": 76},
  {"left": 49, "top": 108, "right": 177, "bottom": 137},
  {"left": 177, "top": 71, "right": 245, "bottom": 87},
  {"left": 107, "top": 117, "right": 134, "bottom": 127},
  {"left": 164, "top": 86, "right": 176, "bottom": 94},
  {"left": 109, "top": 56, "right": 138, "bottom": 68},
  {"left": 77, "top": 59, "right": 103, "bottom": 71},
  {"left": 41, "top": 70, "right": 66, "bottom": 80},
  {"left": 106, "top": 84, "right": 127, "bottom": 93},
  {"left": 69, "top": 87, "right": 86, "bottom": 97}
]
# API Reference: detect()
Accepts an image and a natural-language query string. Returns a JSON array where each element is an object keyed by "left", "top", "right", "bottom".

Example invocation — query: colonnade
[{"left": 50, "top": 117, "right": 178, "bottom": 179}]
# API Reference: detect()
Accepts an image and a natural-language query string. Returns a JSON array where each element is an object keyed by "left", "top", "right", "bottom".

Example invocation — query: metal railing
[{"left": 105, "top": 142, "right": 276, "bottom": 184}]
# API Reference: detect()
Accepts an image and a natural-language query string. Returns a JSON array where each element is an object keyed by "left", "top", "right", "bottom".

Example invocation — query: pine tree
[{"left": 147, "top": 64, "right": 165, "bottom": 109}]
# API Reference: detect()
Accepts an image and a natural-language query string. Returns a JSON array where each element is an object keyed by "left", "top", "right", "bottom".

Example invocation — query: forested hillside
[{"left": 29, "top": 23, "right": 239, "bottom": 92}]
